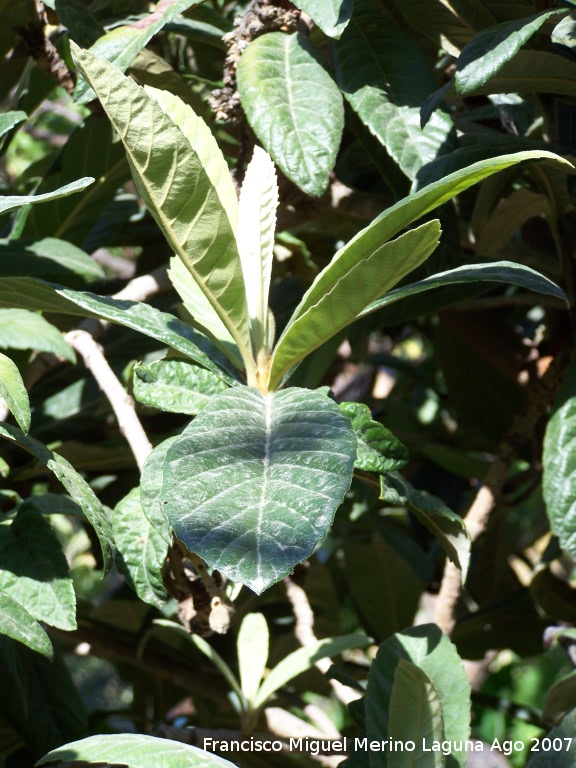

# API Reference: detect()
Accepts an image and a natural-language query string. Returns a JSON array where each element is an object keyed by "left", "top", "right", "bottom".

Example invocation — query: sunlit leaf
[{"left": 0, "top": 352, "right": 29, "bottom": 433}]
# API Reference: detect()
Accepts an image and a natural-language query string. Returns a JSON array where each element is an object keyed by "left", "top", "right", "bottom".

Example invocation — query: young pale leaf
[
  {"left": 73, "top": 0, "right": 204, "bottom": 103},
  {"left": 237, "top": 146, "right": 278, "bottom": 355},
  {"left": 0, "top": 178, "right": 94, "bottom": 215},
  {"left": 380, "top": 473, "right": 470, "bottom": 577},
  {"left": 269, "top": 220, "right": 441, "bottom": 389},
  {"left": 133, "top": 360, "right": 229, "bottom": 415},
  {"left": 72, "top": 45, "right": 255, "bottom": 378},
  {"left": 0, "top": 591, "right": 53, "bottom": 658},
  {"left": 0, "top": 309, "right": 75, "bottom": 362},
  {"left": 113, "top": 488, "right": 168, "bottom": 608},
  {"left": 38, "top": 733, "right": 239, "bottom": 768},
  {"left": 238, "top": 612, "right": 269, "bottom": 705},
  {"left": 455, "top": 9, "right": 565, "bottom": 95},
  {"left": 334, "top": 4, "right": 454, "bottom": 181},
  {"left": 292, "top": 0, "right": 353, "bottom": 38},
  {"left": 161, "top": 386, "right": 357, "bottom": 593},
  {"left": 0, "top": 277, "right": 239, "bottom": 385},
  {"left": 359, "top": 260, "right": 568, "bottom": 319},
  {"left": 0, "top": 424, "right": 113, "bottom": 571},
  {"left": 0, "top": 111, "right": 26, "bottom": 139},
  {"left": 0, "top": 509, "right": 76, "bottom": 631},
  {"left": 526, "top": 709, "right": 576, "bottom": 767},
  {"left": 0, "top": 352, "right": 30, "bottom": 433},
  {"left": 287, "top": 151, "right": 570, "bottom": 325},
  {"left": 340, "top": 402, "right": 409, "bottom": 473},
  {"left": 366, "top": 625, "right": 470, "bottom": 768},
  {"left": 236, "top": 32, "right": 344, "bottom": 197},
  {"left": 543, "top": 351, "right": 576, "bottom": 560},
  {"left": 388, "top": 660, "right": 445, "bottom": 768},
  {"left": 254, "top": 633, "right": 370, "bottom": 710}
]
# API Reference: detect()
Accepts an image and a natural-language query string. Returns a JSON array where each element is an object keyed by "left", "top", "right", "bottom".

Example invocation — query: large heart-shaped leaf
[
  {"left": 161, "top": 386, "right": 357, "bottom": 593},
  {"left": 236, "top": 32, "right": 344, "bottom": 197},
  {"left": 269, "top": 220, "right": 441, "bottom": 388},
  {"left": 72, "top": 44, "right": 254, "bottom": 379}
]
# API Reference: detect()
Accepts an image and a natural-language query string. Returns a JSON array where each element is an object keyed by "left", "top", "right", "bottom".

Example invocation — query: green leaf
[
  {"left": 366, "top": 625, "right": 471, "bottom": 768},
  {"left": 0, "top": 309, "right": 75, "bottom": 362},
  {"left": 359, "top": 260, "right": 568, "bottom": 319},
  {"left": 113, "top": 487, "right": 168, "bottom": 608},
  {"left": 0, "top": 111, "right": 26, "bottom": 140},
  {"left": 0, "top": 638, "right": 87, "bottom": 757},
  {"left": 465, "top": 50, "right": 576, "bottom": 98},
  {"left": 73, "top": 0, "right": 204, "bottom": 104},
  {"left": 0, "top": 178, "right": 94, "bottom": 215},
  {"left": 237, "top": 146, "right": 278, "bottom": 355},
  {"left": 388, "top": 660, "right": 445, "bottom": 768},
  {"left": 380, "top": 473, "right": 470, "bottom": 577},
  {"left": 340, "top": 402, "right": 409, "bottom": 473},
  {"left": 133, "top": 360, "right": 229, "bottom": 415},
  {"left": 0, "top": 423, "right": 114, "bottom": 571},
  {"left": 0, "top": 508, "right": 76, "bottom": 631},
  {"left": 454, "top": 9, "right": 566, "bottom": 95},
  {"left": 254, "top": 633, "right": 370, "bottom": 709},
  {"left": 38, "top": 733, "right": 240, "bottom": 767},
  {"left": 542, "top": 670, "right": 576, "bottom": 727},
  {"left": 0, "top": 591, "right": 53, "bottom": 658},
  {"left": 162, "top": 386, "right": 357, "bottom": 593},
  {"left": 140, "top": 437, "right": 176, "bottom": 549},
  {"left": 543, "top": 351, "right": 576, "bottom": 560},
  {"left": 334, "top": 4, "right": 454, "bottom": 180},
  {"left": 54, "top": 0, "right": 104, "bottom": 48},
  {"left": 526, "top": 708, "right": 576, "bottom": 767},
  {"left": 169, "top": 257, "right": 242, "bottom": 369},
  {"left": 0, "top": 352, "right": 30, "bottom": 433},
  {"left": 0, "top": 238, "right": 105, "bottom": 284},
  {"left": 269, "top": 220, "right": 441, "bottom": 389},
  {"left": 72, "top": 45, "right": 255, "bottom": 376},
  {"left": 0, "top": 277, "right": 239, "bottom": 385},
  {"left": 344, "top": 533, "right": 425, "bottom": 642},
  {"left": 292, "top": 0, "right": 353, "bottom": 38},
  {"left": 281, "top": 151, "right": 569, "bottom": 338},
  {"left": 238, "top": 613, "right": 269, "bottom": 706},
  {"left": 237, "top": 32, "right": 344, "bottom": 197},
  {"left": 153, "top": 619, "right": 244, "bottom": 704}
]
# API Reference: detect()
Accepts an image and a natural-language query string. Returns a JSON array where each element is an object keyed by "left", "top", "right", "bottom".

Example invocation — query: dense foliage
[{"left": 2, "top": 1, "right": 576, "bottom": 767}]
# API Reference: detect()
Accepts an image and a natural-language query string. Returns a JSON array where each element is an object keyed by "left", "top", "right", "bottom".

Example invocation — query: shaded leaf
[
  {"left": 526, "top": 708, "right": 576, "bottom": 767},
  {"left": 542, "top": 670, "right": 576, "bottom": 727},
  {"left": 140, "top": 437, "right": 176, "bottom": 549},
  {"left": 162, "top": 386, "right": 357, "bottom": 593},
  {"left": 0, "top": 178, "right": 94, "bottom": 215},
  {"left": 254, "top": 633, "right": 370, "bottom": 709},
  {"left": 73, "top": 0, "right": 204, "bottom": 103},
  {"left": 0, "top": 352, "right": 30, "bottom": 433},
  {"left": 0, "top": 423, "right": 114, "bottom": 570},
  {"left": 0, "top": 309, "right": 75, "bottom": 362},
  {"left": 293, "top": 0, "right": 353, "bottom": 38},
  {"left": 269, "top": 220, "right": 441, "bottom": 389},
  {"left": 39, "top": 733, "right": 240, "bottom": 767},
  {"left": 340, "top": 402, "right": 409, "bottom": 473},
  {"left": 380, "top": 472, "right": 470, "bottom": 576},
  {"left": 113, "top": 487, "right": 168, "bottom": 608},
  {"left": 455, "top": 9, "right": 566, "bottom": 94},
  {"left": 0, "top": 508, "right": 76, "bottom": 631},
  {"left": 0, "top": 277, "right": 239, "bottom": 385},
  {"left": 467, "top": 50, "right": 576, "bottom": 98},
  {"left": 0, "top": 238, "right": 105, "bottom": 284},
  {"left": 543, "top": 351, "right": 576, "bottom": 560},
  {"left": 54, "top": 0, "right": 104, "bottom": 48},
  {"left": 238, "top": 613, "right": 269, "bottom": 705},
  {"left": 334, "top": 4, "right": 454, "bottom": 180},
  {"left": 0, "top": 111, "right": 26, "bottom": 140},
  {"left": 237, "top": 32, "right": 344, "bottom": 197},
  {"left": 73, "top": 45, "right": 254, "bottom": 375},
  {"left": 0, "top": 591, "right": 52, "bottom": 658},
  {"left": 388, "top": 660, "right": 445, "bottom": 768},
  {"left": 133, "top": 360, "right": 228, "bottom": 415},
  {"left": 366, "top": 625, "right": 470, "bottom": 768}
]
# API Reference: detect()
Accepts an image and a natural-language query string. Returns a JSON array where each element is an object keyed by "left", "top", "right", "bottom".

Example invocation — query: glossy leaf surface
[
  {"left": 0, "top": 352, "right": 30, "bottom": 433},
  {"left": 293, "top": 0, "right": 353, "bottom": 38},
  {"left": 133, "top": 360, "right": 229, "bottom": 415},
  {"left": 162, "top": 386, "right": 357, "bottom": 593},
  {"left": 237, "top": 32, "right": 344, "bottom": 196},
  {"left": 340, "top": 402, "right": 409, "bottom": 474}
]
